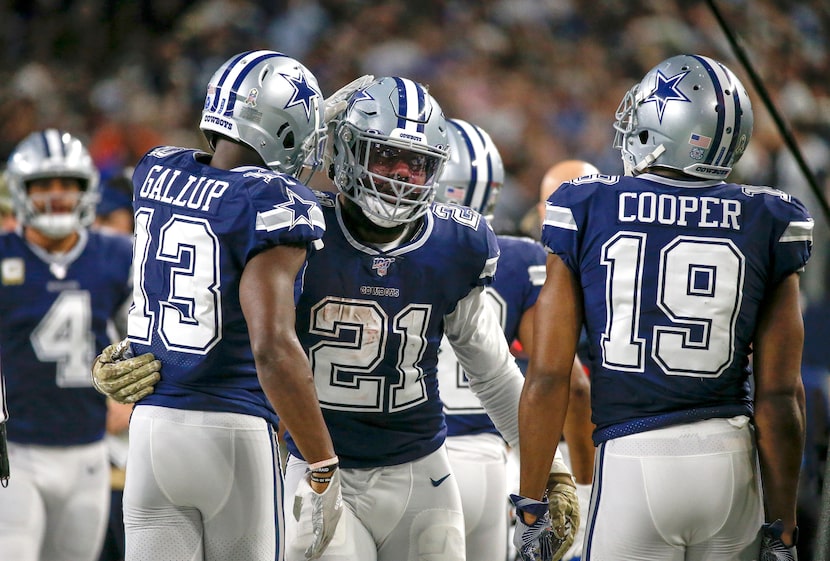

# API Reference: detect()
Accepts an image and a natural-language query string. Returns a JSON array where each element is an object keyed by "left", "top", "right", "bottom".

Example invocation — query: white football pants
[
  {"left": 123, "top": 405, "right": 282, "bottom": 561},
  {"left": 583, "top": 416, "right": 763, "bottom": 560},
  {"left": 284, "top": 444, "right": 465, "bottom": 561},
  {"left": 0, "top": 440, "right": 109, "bottom": 561}
]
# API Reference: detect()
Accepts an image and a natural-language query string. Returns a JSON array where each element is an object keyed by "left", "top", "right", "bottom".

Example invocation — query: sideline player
[
  {"left": 0, "top": 129, "right": 133, "bottom": 561},
  {"left": 515, "top": 54, "right": 810, "bottom": 560}
]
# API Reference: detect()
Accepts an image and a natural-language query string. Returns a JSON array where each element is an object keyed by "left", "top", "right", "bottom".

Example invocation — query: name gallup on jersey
[
  {"left": 617, "top": 191, "right": 741, "bottom": 230},
  {"left": 137, "top": 165, "right": 229, "bottom": 212}
]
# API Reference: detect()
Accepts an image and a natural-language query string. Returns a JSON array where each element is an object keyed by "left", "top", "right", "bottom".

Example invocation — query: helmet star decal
[
  {"left": 347, "top": 88, "right": 374, "bottom": 113},
  {"left": 281, "top": 71, "right": 319, "bottom": 121},
  {"left": 256, "top": 189, "right": 323, "bottom": 232},
  {"left": 642, "top": 69, "right": 691, "bottom": 123}
]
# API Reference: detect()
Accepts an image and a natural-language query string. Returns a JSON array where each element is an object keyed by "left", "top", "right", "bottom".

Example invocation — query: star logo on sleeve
[
  {"left": 281, "top": 72, "right": 319, "bottom": 121},
  {"left": 641, "top": 69, "right": 691, "bottom": 123},
  {"left": 256, "top": 189, "right": 324, "bottom": 232}
]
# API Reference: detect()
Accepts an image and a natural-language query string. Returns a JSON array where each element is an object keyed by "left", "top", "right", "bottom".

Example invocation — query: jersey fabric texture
[
  {"left": 0, "top": 228, "right": 133, "bottom": 445},
  {"left": 284, "top": 194, "right": 499, "bottom": 468},
  {"left": 127, "top": 146, "right": 325, "bottom": 428},
  {"left": 440, "top": 235, "right": 546, "bottom": 437},
  {"left": 541, "top": 173, "right": 813, "bottom": 445}
]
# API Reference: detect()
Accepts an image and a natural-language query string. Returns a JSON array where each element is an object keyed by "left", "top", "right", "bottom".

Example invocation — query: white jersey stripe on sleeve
[
  {"left": 779, "top": 220, "right": 814, "bottom": 243},
  {"left": 544, "top": 204, "right": 578, "bottom": 231}
]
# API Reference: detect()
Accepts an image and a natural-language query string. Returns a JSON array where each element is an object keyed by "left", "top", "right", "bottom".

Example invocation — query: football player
[
  {"left": 434, "top": 119, "right": 592, "bottom": 561},
  {"left": 277, "top": 77, "right": 575, "bottom": 561},
  {"left": 0, "top": 129, "right": 133, "bottom": 561},
  {"left": 92, "top": 50, "right": 341, "bottom": 561},
  {"left": 516, "top": 54, "right": 810, "bottom": 560}
]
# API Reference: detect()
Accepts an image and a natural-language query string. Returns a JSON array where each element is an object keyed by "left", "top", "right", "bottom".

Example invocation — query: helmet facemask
[
  {"left": 24, "top": 179, "right": 98, "bottom": 238},
  {"left": 331, "top": 77, "right": 450, "bottom": 228}
]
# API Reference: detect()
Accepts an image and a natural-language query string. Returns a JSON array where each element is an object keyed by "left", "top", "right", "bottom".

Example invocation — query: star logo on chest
[
  {"left": 281, "top": 72, "right": 319, "bottom": 121},
  {"left": 641, "top": 69, "right": 691, "bottom": 123}
]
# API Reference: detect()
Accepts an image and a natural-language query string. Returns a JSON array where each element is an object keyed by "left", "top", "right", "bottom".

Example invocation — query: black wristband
[{"left": 309, "top": 463, "right": 338, "bottom": 484}]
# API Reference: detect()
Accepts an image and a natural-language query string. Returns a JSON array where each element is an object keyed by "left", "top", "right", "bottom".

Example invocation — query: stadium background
[{"left": 0, "top": 0, "right": 827, "bottom": 558}]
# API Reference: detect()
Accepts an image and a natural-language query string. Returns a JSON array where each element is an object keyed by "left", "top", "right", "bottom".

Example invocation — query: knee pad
[{"left": 411, "top": 509, "right": 465, "bottom": 561}]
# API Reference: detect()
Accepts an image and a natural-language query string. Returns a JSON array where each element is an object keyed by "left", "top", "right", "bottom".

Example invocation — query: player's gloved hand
[
  {"left": 562, "top": 483, "right": 591, "bottom": 560},
  {"left": 545, "top": 471, "right": 579, "bottom": 560},
  {"left": 91, "top": 339, "right": 161, "bottom": 404},
  {"left": 760, "top": 519, "right": 798, "bottom": 561},
  {"left": 302, "top": 462, "right": 343, "bottom": 560},
  {"left": 323, "top": 74, "right": 375, "bottom": 123},
  {"left": 511, "top": 494, "right": 556, "bottom": 561}
]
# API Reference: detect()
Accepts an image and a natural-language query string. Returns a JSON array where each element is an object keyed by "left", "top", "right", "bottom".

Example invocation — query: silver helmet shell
[
  {"left": 5, "top": 129, "right": 100, "bottom": 238},
  {"left": 331, "top": 76, "right": 449, "bottom": 227},
  {"left": 435, "top": 118, "right": 504, "bottom": 221},
  {"left": 200, "top": 50, "right": 326, "bottom": 177},
  {"left": 613, "top": 54, "right": 753, "bottom": 180}
]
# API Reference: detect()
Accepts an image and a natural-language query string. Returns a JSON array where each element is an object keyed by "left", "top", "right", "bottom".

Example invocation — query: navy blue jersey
[
  {"left": 127, "top": 147, "right": 324, "bottom": 428},
  {"left": 440, "top": 235, "right": 546, "bottom": 436},
  {"left": 0, "top": 229, "right": 133, "bottom": 445},
  {"left": 284, "top": 194, "right": 499, "bottom": 468},
  {"left": 542, "top": 173, "right": 813, "bottom": 444}
]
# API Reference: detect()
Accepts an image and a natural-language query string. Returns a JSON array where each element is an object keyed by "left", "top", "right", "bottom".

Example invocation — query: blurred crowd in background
[
  {"left": 0, "top": 0, "right": 828, "bottom": 554},
  {"left": 1, "top": 1, "right": 828, "bottom": 259}
]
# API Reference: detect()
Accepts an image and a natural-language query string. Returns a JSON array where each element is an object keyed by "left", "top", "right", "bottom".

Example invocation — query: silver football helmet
[
  {"left": 5, "top": 129, "right": 100, "bottom": 238},
  {"left": 200, "top": 50, "right": 326, "bottom": 178},
  {"left": 435, "top": 118, "right": 504, "bottom": 221},
  {"left": 331, "top": 76, "right": 449, "bottom": 227},
  {"left": 613, "top": 54, "right": 753, "bottom": 180}
]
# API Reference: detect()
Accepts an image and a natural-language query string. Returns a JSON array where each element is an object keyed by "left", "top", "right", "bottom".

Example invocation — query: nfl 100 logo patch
[{"left": 372, "top": 257, "right": 395, "bottom": 277}]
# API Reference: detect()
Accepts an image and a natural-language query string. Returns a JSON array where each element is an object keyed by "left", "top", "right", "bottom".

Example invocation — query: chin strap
[{"left": 632, "top": 144, "right": 667, "bottom": 175}]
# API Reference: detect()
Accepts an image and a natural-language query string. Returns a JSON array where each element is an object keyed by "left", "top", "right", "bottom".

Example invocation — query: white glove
[
  {"left": 545, "top": 472, "right": 579, "bottom": 560},
  {"left": 511, "top": 494, "right": 557, "bottom": 561},
  {"left": 91, "top": 339, "right": 161, "bottom": 404},
  {"left": 323, "top": 74, "right": 375, "bottom": 123},
  {"left": 292, "top": 466, "right": 343, "bottom": 560}
]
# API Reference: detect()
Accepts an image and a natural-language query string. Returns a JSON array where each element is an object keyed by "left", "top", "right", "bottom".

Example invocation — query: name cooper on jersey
[
  {"left": 618, "top": 191, "right": 741, "bottom": 231},
  {"left": 137, "top": 164, "right": 230, "bottom": 212}
]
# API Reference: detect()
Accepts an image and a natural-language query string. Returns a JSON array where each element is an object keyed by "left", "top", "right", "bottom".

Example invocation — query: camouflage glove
[
  {"left": 91, "top": 339, "right": 160, "bottom": 404},
  {"left": 545, "top": 472, "right": 579, "bottom": 561},
  {"left": 323, "top": 74, "right": 375, "bottom": 123}
]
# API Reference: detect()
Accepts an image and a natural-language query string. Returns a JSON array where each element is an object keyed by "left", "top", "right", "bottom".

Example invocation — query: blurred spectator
[{"left": 94, "top": 169, "right": 134, "bottom": 234}]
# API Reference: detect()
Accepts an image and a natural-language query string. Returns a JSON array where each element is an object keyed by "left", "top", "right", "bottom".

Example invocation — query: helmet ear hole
[
  {"left": 282, "top": 128, "right": 295, "bottom": 151},
  {"left": 638, "top": 131, "right": 649, "bottom": 144}
]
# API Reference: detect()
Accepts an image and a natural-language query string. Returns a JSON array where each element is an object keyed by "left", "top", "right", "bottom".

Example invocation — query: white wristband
[{"left": 308, "top": 456, "right": 339, "bottom": 471}]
